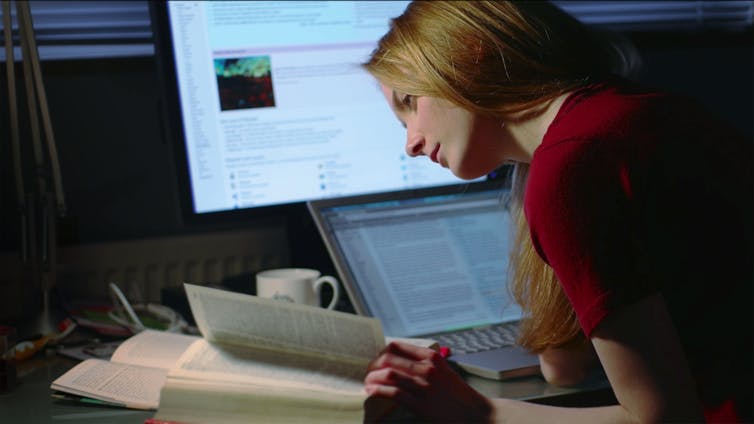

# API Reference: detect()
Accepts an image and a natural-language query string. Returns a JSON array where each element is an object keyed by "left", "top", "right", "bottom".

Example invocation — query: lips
[{"left": 430, "top": 145, "right": 440, "bottom": 163}]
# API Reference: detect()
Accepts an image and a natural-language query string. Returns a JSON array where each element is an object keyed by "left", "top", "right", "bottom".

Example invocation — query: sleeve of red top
[{"left": 524, "top": 136, "right": 656, "bottom": 337}]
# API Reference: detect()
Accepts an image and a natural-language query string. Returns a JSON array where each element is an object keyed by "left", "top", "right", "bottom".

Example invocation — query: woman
[{"left": 362, "top": 1, "right": 752, "bottom": 422}]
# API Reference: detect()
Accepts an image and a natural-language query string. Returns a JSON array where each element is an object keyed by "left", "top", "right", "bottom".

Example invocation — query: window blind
[
  {"left": 553, "top": 1, "right": 754, "bottom": 31},
  {"left": 0, "top": 0, "right": 152, "bottom": 61},
  {"left": 0, "top": 1, "right": 751, "bottom": 61}
]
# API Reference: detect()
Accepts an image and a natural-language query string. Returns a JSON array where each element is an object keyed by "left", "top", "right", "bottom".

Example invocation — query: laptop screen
[{"left": 309, "top": 183, "right": 523, "bottom": 338}]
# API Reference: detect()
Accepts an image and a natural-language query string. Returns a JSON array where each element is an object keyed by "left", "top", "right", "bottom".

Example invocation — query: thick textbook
[
  {"left": 52, "top": 284, "right": 392, "bottom": 422},
  {"left": 155, "top": 283, "right": 387, "bottom": 423}
]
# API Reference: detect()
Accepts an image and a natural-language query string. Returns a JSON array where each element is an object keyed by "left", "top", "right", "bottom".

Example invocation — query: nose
[{"left": 405, "top": 133, "right": 425, "bottom": 157}]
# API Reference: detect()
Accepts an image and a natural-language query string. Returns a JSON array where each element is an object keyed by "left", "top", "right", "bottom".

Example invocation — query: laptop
[{"left": 307, "top": 181, "right": 540, "bottom": 380}]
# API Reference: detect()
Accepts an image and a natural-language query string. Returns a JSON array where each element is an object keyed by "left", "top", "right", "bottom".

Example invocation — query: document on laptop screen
[{"left": 325, "top": 193, "right": 523, "bottom": 337}]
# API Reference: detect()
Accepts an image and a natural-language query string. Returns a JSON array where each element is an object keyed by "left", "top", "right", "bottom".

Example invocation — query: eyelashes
[
  {"left": 391, "top": 90, "right": 416, "bottom": 113},
  {"left": 400, "top": 94, "right": 416, "bottom": 109}
]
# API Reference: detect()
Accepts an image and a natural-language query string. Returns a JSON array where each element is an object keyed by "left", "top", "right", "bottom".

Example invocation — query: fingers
[
  {"left": 369, "top": 352, "right": 437, "bottom": 377},
  {"left": 368, "top": 342, "right": 444, "bottom": 374},
  {"left": 364, "top": 342, "right": 492, "bottom": 423},
  {"left": 365, "top": 382, "right": 418, "bottom": 406},
  {"left": 365, "top": 366, "right": 430, "bottom": 396},
  {"left": 364, "top": 342, "right": 446, "bottom": 410},
  {"left": 364, "top": 367, "right": 426, "bottom": 422},
  {"left": 364, "top": 341, "right": 448, "bottom": 412},
  {"left": 384, "top": 341, "right": 440, "bottom": 361}
]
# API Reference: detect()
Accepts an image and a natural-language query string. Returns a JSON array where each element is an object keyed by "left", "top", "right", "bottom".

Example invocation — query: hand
[{"left": 364, "top": 341, "right": 492, "bottom": 423}]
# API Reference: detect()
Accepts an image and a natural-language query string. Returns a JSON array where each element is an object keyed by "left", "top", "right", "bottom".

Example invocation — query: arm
[
  {"left": 364, "top": 293, "right": 704, "bottom": 423},
  {"left": 538, "top": 341, "right": 600, "bottom": 387}
]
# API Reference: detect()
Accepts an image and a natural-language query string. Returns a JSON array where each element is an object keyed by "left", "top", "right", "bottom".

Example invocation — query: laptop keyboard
[{"left": 433, "top": 323, "right": 520, "bottom": 355}]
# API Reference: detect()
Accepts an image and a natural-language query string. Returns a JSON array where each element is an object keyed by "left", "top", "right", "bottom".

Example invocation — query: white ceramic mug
[{"left": 255, "top": 268, "right": 340, "bottom": 310}]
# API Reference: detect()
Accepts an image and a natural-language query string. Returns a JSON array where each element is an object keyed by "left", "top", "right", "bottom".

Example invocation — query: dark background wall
[{"left": 0, "top": 30, "right": 752, "bottom": 259}]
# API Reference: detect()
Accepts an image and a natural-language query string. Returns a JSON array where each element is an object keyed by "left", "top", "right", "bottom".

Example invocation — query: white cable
[
  {"left": 108, "top": 282, "right": 186, "bottom": 333},
  {"left": 109, "top": 282, "right": 145, "bottom": 331}
]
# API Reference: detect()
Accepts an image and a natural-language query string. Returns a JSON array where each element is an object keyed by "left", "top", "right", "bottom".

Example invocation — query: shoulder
[
  {"left": 526, "top": 78, "right": 693, "bottom": 213},
  {"left": 522, "top": 79, "right": 666, "bottom": 294},
  {"left": 543, "top": 78, "right": 676, "bottom": 148},
  {"left": 524, "top": 79, "right": 648, "bottom": 234}
]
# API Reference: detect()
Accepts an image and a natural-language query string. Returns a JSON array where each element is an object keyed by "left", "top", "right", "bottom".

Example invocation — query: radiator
[{"left": 0, "top": 225, "right": 289, "bottom": 322}]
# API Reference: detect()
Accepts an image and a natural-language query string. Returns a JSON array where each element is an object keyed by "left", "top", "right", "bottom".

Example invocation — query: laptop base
[{"left": 449, "top": 345, "right": 541, "bottom": 380}]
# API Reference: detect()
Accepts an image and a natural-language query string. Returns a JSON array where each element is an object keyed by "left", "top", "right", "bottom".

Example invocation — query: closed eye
[{"left": 392, "top": 90, "right": 416, "bottom": 112}]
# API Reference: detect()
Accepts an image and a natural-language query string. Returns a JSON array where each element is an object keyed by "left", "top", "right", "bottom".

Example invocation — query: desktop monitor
[{"left": 150, "top": 1, "right": 484, "bottom": 226}]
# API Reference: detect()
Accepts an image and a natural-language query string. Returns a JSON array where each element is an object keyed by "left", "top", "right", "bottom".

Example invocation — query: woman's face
[{"left": 380, "top": 84, "right": 507, "bottom": 180}]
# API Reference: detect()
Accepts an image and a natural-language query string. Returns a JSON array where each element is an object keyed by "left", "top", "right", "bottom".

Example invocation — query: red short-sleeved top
[{"left": 524, "top": 79, "right": 752, "bottom": 422}]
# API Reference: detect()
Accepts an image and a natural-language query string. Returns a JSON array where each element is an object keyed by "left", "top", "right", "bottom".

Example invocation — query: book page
[
  {"left": 156, "top": 377, "right": 364, "bottom": 424},
  {"left": 169, "top": 339, "right": 365, "bottom": 395},
  {"left": 184, "top": 284, "right": 385, "bottom": 365},
  {"left": 385, "top": 336, "right": 439, "bottom": 350},
  {"left": 50, "top": 359, "right": 166, "bottom": 409},
  {"left": 110, "top": 329, "right": 200, "bottom": 370}
]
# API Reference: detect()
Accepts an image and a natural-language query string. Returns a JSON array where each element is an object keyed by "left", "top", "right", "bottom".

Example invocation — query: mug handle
[{"left": 313, "top": 276, "right": 340, "bottom": 310}]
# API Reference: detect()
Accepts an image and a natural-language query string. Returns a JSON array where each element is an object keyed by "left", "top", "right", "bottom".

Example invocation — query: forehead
[
  {"left": 379, "top": 84, "right": 397, "bottom": 105},
  {"left": 378, "top": 83, "right": 408, "bottom": 127},
  {"left": 379, "top": 83, "right": 407, "bottom": 111},
  {"left": 379, "top": 83, "right": 392, "bottom": 101}
]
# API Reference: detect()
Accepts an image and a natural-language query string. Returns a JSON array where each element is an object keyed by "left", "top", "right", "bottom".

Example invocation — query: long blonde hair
[
  {"left": 364, "top": 1, "right": 633, "bottom": 351},
  {"left": 364, "top": 1, "right": 631, "bottom": 119},
  {"left": 509, "top": 163, "right": 584, "bottom": 351}
]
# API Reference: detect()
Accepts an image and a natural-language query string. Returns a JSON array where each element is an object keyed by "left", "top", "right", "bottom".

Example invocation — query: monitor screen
[{"left": 152, "top": 1, "right": 475, "bottom": 219}]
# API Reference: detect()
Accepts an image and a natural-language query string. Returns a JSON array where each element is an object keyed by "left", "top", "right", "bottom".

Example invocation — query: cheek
[
  {"left": 453, "top": 153, "right": 497, "bottom": 179},
  {"left": 453, "top": 125, "right": 502, "bottom": 179}
]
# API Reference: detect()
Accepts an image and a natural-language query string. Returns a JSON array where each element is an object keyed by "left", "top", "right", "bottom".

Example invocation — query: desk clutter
[
  {"left": 1, "top": 281, "right": 610, "bottom": 423},
  {"left": 48, "top": 284, "right": 397, "bottom": 423},
  {"left": 0, "top": 280, "right": 442, "bottom": 423},
  {"left": 0, "top": 282, "right": 192, "bottom": 395}
]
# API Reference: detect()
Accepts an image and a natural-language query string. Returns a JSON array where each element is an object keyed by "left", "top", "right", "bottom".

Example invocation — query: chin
[
  {"left": 451, "top": 167, "right": 489, "bottom": 181},
  {"left": 452, "top": 157, "right": 504, "bottom": 180}
]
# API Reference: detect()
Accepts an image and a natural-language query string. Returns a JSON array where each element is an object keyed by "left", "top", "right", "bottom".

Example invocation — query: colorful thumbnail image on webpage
[{"left": 215, "top": 56, "right": 276, "bottom": 111}]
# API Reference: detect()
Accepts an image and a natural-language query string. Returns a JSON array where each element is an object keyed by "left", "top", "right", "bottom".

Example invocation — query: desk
[
  {"left": 1, "top": 354, "right": 612, "bottom": 423},
  {"left": 1, "top": 355, "right": 152, "bottom": 423}
]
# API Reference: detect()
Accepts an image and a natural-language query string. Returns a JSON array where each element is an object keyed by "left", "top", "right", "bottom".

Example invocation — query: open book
[
  {"left": 53, "top": 284, "right": 434, "bottom": 422},
  {"left": 154, "top": 283, "right": 386, "bottom": 423},
  {"left": 50, "top": 329, "right": 199, "bottom": 409}
]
